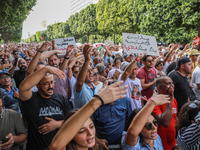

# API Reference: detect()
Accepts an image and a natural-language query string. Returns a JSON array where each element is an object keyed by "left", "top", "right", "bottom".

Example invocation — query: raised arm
[
  {"left": 67, "top": 58, "right": 77, "bottom": 80},
  {"left": 59, "top": 45, "right": 74, "bottom": 72},
  {"left": 125, "top": 91, "right": 170, "bottom": 146},
  {"left": 19, "top": 66, "right": 65, "bottom": 101},
  {"left": 76, "top": 44, "right": 92, "bottom": 93},
  {"left": 50, "top": 81, "right": 128, "bottom": 150},
  {"left": 39, "top": 50, "right": 65, "bottom": 62},
  {"left": 26, "top": 42, "right": 52, "bottom": 77}
]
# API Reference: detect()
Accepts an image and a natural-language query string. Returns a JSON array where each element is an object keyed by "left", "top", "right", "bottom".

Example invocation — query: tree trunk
[
  {"left": 198, "top": 27, "right": 200, "bottom": 38},
  {"left": 104, "top": 35, "right": 109, "bottom": 41},
  {"left": 87, "top": 34, "right": 89, "bottom": 43}
]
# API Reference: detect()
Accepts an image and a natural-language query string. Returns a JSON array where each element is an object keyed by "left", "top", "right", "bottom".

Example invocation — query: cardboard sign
[
  {"left": 123, "top": 33, "right": 159, "bottom": 56},
  {"left": 54, "top": 37, "right": 77, "bottom": 51},
  {"left": 104, "top": 40, "right": 114, "bottom": 46}
]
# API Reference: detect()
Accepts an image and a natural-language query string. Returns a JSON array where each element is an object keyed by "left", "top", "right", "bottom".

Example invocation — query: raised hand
[
  {"left": 46, "top": 66, "right": 65, "bottom": 80},
  {"left": 150, "top": 91, "right": 170, "bottom": 106},
  {"left": 39, "top": 42, "right": 52, "bottom": 52},
  {"left": 97, "top": 81, "right": 128, "bottom": 105},
  {"left": 83, "top": 44, "right": 92, "bottom": 61}
]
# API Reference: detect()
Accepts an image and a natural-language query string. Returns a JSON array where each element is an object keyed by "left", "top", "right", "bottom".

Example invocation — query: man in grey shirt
[{"left": 0, "top": 90, "right": 27, "bottom": 150}]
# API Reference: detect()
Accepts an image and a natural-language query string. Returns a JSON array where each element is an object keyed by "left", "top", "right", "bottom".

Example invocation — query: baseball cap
[
  {"left": 120, "top": 62, "right": 130, "bottom": 71},
  {"left": 0, "top": 69, "right": 10, "bottom": 77},
  {"left": 175, "top": 57, "right": 191, "bottom": 70},
  {"left": 124, "top": 53, "right": 130, "bottom": 58}
]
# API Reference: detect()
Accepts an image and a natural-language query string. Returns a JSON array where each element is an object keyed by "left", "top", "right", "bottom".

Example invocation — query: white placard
[
  {"left": 54, "top": 37, "right": 77, "bottom": 51},
  {"left": 122, "top": 33, "right": 159, "bottom": 56},
  {"left": 104, "top": 40, "right": 114, "bottom": 46}
]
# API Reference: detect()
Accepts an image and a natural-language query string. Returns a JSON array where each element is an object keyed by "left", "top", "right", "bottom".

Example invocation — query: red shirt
[
  {"left": 149, "top": 98, "right": 177, "bottom": 150},
  {"left": 137, "top": 67, "right": 156, "bottom": 99}
]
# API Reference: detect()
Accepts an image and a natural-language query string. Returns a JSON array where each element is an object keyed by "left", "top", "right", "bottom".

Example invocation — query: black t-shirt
[
  {"left": 21, "top": 92, "right": 71, "bottom": 150},
  {"left": 13, "top": 70, "right": 26, "bottom": 88},
  {"left": 169, "top": 71, "right": 190, "bottom": 111}
]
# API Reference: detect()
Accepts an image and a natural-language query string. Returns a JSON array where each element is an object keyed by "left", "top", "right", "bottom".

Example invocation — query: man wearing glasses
[
  {"left": 137, "top": 55, "right": 157, "bottom": 101},
  {"left": 150, "top": 76, "right": 178, "bottom": 150},
  {"left": 19, "top": 66, "right": 71, "bottom": 150}
]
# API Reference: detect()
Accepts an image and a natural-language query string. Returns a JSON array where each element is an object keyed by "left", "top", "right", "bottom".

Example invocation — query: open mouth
[{"left": 87, "top": 137, "right": 94, "bottom": 144}]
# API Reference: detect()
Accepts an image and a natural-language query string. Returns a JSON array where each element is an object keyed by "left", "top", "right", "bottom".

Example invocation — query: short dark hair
[
  {"left": 155, "top": 60, "right": 165, "bottom": 68},
  {"left": 143, "top": 55, "right": 152, "bottom": 62},
  {"left": 72, "top": 65, "right": 79, "bottom": 72},
  {"left": 114, "top": 56, "right": 123, "bottom": 64},
  {"left": 13, "top": 50, "right": 18, "bottom": 54},
  {"left": 38, "top": 61, "right": 45, "bottom": 65},
  {"left": 49, "top": 53, "right": 59, "bottom": 59}
]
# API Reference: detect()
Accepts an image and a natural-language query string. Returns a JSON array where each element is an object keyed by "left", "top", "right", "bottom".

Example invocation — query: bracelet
[
  {"left": 150, "top": 99, "right": 157, "bottom": 106},
  {"left": 94, "top": 95, "right": 104, "bottom": 105},
  {"left": 37, "top": 48, "right": 43, "bottom": 53},
  {"left": 89, "top": 101, "right": 96, "bottom": 111},
  {"left": 135, "top": 58, "right": 139, "bottom": 62},
  {"left": 64, "top": 56, "right": 70, "bottom": 59}
]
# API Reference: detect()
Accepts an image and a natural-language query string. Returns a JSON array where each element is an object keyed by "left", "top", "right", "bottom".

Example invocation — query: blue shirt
[
  {"left": 121, "top": 131, "right": 163, "bottom": 150},
  {"left": 0, "top": 86, "right": 20, "bottom": 114},
  {"left": 92, "top": 97, "right": 132, "bottom": 144},
  {"left": 73, "top": 82, "right": 97, "bottom": 108}
]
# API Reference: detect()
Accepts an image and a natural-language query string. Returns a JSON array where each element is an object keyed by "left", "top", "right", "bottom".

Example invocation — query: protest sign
[
  {"left": 122, "top": 33, "right": 159, "bottom": 56},
  {"left": 104, "top": 40, "right": 114, "bottom": 46},
  {"left": 53, "top": 37, "right": 77, "bottom": 51}
]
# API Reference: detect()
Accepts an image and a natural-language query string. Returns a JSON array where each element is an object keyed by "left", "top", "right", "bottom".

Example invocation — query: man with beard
[
  {"left": 137, "top": 55, "right": 157, "bottom": 101},
  {"left": 73, "top": 44, "right": 97, "bottom": 108},
  {"left": 19, "top": 66, "right": 71, "bottom": 150},
  {"left": 169, "top": 57, "right": 193, "bottom": 111},
  {"left": 119, "top": 54, "right": 143, "bottom": 110},
  {"left": 9, "top": 59, "right": 27, "bottom": 88}
]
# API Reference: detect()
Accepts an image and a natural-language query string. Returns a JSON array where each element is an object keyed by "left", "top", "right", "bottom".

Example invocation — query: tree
[
  {"left": 77, "top": 4, "right": 98, "bottom": 43},
  {"left": 68, "top": 12, "right": 80, "bottom": 38}
]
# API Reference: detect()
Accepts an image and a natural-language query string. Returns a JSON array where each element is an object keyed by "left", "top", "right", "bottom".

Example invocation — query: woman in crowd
[
  {"left": 50, "top": 81, "right": 128, "bottom": 150},
  {"left": 176, "top": 100, "right": 200, "bottom": 149},
  {"left": 121, "top": 91, "right": 170, "bottom": 150}
]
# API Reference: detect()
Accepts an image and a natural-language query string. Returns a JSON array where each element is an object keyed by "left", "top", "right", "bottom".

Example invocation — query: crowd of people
[{"left": 0, "top": 40, "right": 200, "bottom": 150}]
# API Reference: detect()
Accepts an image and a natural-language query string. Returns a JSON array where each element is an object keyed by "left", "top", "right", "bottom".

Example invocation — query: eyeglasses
[
  {"left": 144, "top": 120, "right": 158, "bottom": 130},
  {"left": 40, "top": 81, "right": 54, "bottom": 87},
  {"left": 14, "top": 53, "right": 19, "bottom": 55},
  {"left": 188, "top": 100, "right": 200, "bottom": 109},
  {"left": 147, "top": 59, "right": 153, "bottom": 63},
  {"left": 74, "top": 71, "right": 79, "bottom": 74},
  {"left": 0, "top": 75, "right": 10, "bottom": 80},
  {"left": 93, "top": 72, "right": 99, "bottom": 76}
]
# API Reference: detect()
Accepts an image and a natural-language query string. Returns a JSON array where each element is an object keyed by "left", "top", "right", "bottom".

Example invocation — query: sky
[{"left": 22, "top": 0, "right": 70, "bottom": 39}]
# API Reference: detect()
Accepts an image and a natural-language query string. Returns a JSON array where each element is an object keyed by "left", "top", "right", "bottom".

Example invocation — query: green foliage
[{"left": 36, "top": 31, "right": 42, "bottom": 42}]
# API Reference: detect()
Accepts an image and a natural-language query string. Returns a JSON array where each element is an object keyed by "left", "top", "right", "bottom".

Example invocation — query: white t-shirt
[
  {"left": 192, "top": 66, "right": 200, "bottom": 84},
  {"left": 69, "top": 76, "right": 77, "bottom": 107},
  {"left": 95, "top": 82, "right": 103, "bottom": 93},
  {"left": 119, "top": 76, "right": 142, "bottom": 110}
]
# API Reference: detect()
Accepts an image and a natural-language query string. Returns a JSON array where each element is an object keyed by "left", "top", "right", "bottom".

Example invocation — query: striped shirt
[{"left": 177, "top": 112, "right": 200, "bottom": 149}]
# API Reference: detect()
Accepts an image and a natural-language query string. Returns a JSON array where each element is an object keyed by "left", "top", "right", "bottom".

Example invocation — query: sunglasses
[
  {"left": 25, "top": 59, "right": 31, "bottom": 61},
  {"left": 144, "top": 120, "right": 158, "bottom": 130},
  {"left": 147, "top": 59, "right": 153, "bottom": 63},
  {"left": 74, "top": 71, "right": 79, "bottom": 74},
  {"left": 0, "top": 75, "right": 10, "bottom": 80},
  {"left": 188, "top": 100, "right": 200, "bottom": 109},
  {"left": 93, "top": 72, "right": 99, "bottom": 76}
]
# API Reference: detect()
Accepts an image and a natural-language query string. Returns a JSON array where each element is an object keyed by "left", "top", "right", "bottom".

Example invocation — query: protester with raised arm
[
  {"left": 19, "top": 66, "right": 71, "bottom": 150},
  {"left": 121, "top": 91, "right": 170, "bottom": 150},
  {"left": 50, "top": 81, "right": 128, "bottom": 150},
  {"left": 74, "top": 44, "right": 97, "bottom": 108}
]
